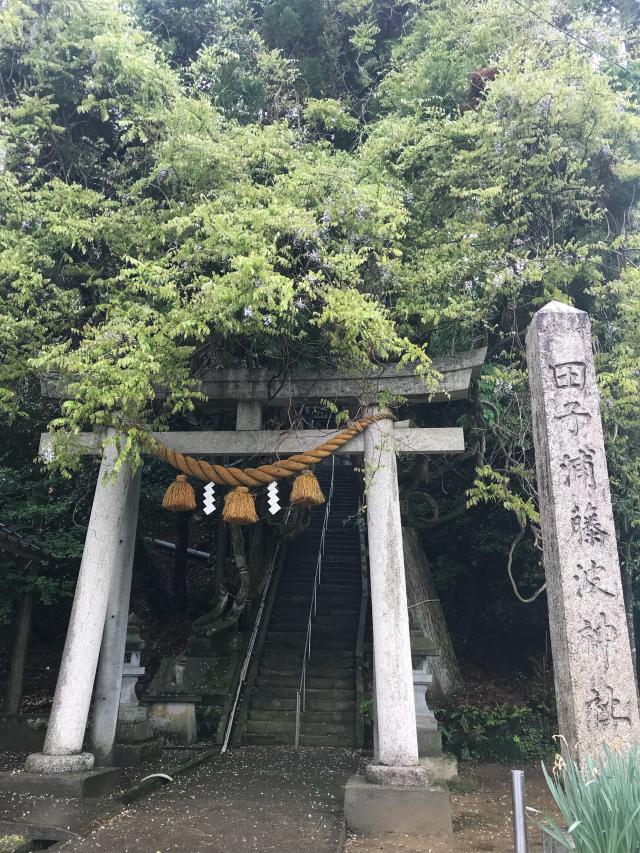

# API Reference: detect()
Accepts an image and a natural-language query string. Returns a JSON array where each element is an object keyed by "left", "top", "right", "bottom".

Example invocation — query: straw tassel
[
  {"left": 290, "top": 469, "right": 325, "bottom": 508},
  {"left": 162, "top": 474, "right": 196, "bottom": 512},
  {"left": 223, "top": 486, "right": 258, "bottom": 525}
]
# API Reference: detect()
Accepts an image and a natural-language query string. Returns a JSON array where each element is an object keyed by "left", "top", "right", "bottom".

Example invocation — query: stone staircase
[{"left": 244, "top": 462, "right": 362, "bottom": 747}]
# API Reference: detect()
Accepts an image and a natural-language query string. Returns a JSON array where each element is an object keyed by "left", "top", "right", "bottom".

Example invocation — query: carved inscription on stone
[
  {"left": 551, "top": 361, "right": 586, "bottom": 389},
  {"left": 560, "top": 447, "right": 596, "bottom": 490},
  {"left": 586, "top": 685, "right": 631, "bottom": 731},
  {"left": 574, "top": 560, "right": 615, "bottom": 599},
  {"left": 555, "top": 401, "right": 591, "bottom": 436},
  {"left": 571, "top": 502, "right": 609, "bottom": 546},
  {"left": 577, "top": 612, "right": 617, "bottom": 670}
]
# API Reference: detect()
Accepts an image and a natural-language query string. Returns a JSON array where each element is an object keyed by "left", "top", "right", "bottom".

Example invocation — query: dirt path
[
  {"left": 344, "top": 762, "right": 559, "bottom": 853},
  {"left": 1, "top": 748, "right": 558, "bottom": 852},
  {"left": 57, "top": 746, "right": 359, "bottom": 853}
]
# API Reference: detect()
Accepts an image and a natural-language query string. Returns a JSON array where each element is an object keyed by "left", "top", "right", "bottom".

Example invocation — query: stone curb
[{"left": 119, "top": 746, "right": 219, "bottom": 805}]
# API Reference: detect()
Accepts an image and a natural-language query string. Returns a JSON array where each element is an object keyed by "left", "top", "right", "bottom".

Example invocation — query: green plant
[
  {"left": 541, "top": 744, "right": 640, "bottom": 852},
  {"left": 434, "top": 701, "right": 556, "bottom": 763},
  {"left": 358, "top": 697, "right": 373, "bottom": 723}
]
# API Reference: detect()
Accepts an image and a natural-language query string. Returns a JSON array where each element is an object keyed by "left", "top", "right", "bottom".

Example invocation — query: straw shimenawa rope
[{"left": 150, "top": 413, "right": 391, "bottom": 487}]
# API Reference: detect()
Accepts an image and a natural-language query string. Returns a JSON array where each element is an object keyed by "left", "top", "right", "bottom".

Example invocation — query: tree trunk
[
  {"left": 173, "top": 512, "right": 190, "bottom": 610},
  {"left": 402, "top": 526, "right": 463, "bottom": 696},
  {"left": 214, "top": 513, "right": 227, "bottom": 599},
  {"left": 5, "top": 592, "right": 33, "bottom": 715}
]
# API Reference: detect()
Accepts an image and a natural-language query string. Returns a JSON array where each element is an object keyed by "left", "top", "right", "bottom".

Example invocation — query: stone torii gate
[{"left": 21, "top": 349, "right": 485, "bottom": 812}]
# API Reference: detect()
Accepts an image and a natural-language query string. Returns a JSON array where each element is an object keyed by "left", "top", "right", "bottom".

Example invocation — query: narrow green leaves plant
[{"left": 542, "top": 744, "right": 640, "bottom": 853}]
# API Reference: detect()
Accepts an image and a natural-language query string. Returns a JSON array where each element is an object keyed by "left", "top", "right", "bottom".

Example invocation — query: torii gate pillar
[
  {"left": 364, "top": 411, "right": 419, "bottom": 767},
  {"left": 25, "top": 430, "right": 136, "bottom": 784},
  {"left": 344, "top": 414, "right": 452, "bottom": 837}
]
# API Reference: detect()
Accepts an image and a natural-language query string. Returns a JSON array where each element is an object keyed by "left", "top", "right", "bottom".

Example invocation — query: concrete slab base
[
  {"left": 417, "top": 728, "right": 443, "bottom": 757},
  {"left": 0, "top": 767, "right": 121, "bottom": 798},
  {"left": 113, "top": 739, "right": 163, "bottom": 768},
  {"left": 344, "top": 775, "right": 452, "bottom": 836},
  {"left": 420, "top": 753, "right": 458, "bottom": 783}
]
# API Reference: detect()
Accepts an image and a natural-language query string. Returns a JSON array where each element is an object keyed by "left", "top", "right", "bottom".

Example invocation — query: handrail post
[{"left": 295, "top": 691, "right": 301, "bottom": 750}]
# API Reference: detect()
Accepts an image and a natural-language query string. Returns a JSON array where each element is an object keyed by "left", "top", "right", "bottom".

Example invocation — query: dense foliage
[{"left": 1, "top": 0, "right": 640, "bottom": 681}]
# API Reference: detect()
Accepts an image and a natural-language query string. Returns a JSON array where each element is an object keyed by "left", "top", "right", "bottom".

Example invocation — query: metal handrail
[{"left": 295, "top": 456, "right": 335, "bottom": 749}]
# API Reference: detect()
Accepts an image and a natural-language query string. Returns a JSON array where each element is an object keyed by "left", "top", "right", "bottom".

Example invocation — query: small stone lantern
[
  {"left": 114, "top": 614, "right": 161, "bottom": 765},
  {"left": 120, "top": 614, "right": 145, "bottom": 709}
]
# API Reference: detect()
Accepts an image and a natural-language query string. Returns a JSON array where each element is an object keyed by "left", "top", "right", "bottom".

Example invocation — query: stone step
[
  {"left": 286, "top": 550, "right": 359, "bottom": 557},
  {"left": 251, "top": 698, "right": 356, "bottom": 713},
  {"left": 274, "top": 593, "right": 361, "bottom": 606},
  {"left": 256, "top": 675, "right": 354, "bottom": 690},
  {"left": 279, "top": 576, "right": 360, "bottom": 585},
  {"left": 246, "top": 718, "right": 354, "bottom": 737},
  {"left": 282, "top": 563, "right": 361, "bottom": 571},
  {"left": 260, "top": 645, "right": 355, "bottom": 658},
  {"left": 259, "top": 664, "right": 355, "bottom": 678},
  {"left": 249, "top": 708, "right": 355, "bottom": 724},
  {"left": 244, "top": 732, "right": 355, "bottom": 747},
  {"left": 262, "top": 645, "right": 354, "bottom": 659},
  {"left": 259, "top": 659, "right": 354, "bottom": 675},
  {"left": 251, "top": 685, "right": 355, "bottom": 701},
  {"left": 263, "top": 630, "right": 357, "bottom": 644},
  {"left": 278, "top": 578, "right": 360, "bottom": 587},
  {"left": 266, "top": 620, "right": 358, "bottom": 632},
  {"left": 265, "top": 631, "right": 356, "bottom": 645},
  {"left": 288, "top": 535, "right": 359, "bottom": 543},
  {"left": 275, "top": 594, "right": 360, "bottom": 605},
  {"left": 269, "top": 610, "right": 359, "bottom": 622},
  {"left": 283, "top": 564, "right": 360, "bottom": 573}
]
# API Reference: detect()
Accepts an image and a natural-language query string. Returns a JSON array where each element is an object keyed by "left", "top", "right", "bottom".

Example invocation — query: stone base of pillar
[
  {"left": 25, "top": 751, "right": 94, "bottom": 773},
  {"left": 0, "top": 766, "right": 121, "bottom": 798},
  {"left": 344, "top": 773, "right": 452, "bottom": 836},
  {"left": 365, "top": 763, "right": 431, "bottom": 786}
]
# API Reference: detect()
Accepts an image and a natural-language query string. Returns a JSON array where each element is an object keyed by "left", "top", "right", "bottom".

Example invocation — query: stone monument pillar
[{"left": 527, "top": 301, "right": 640, "bottom": 764}]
